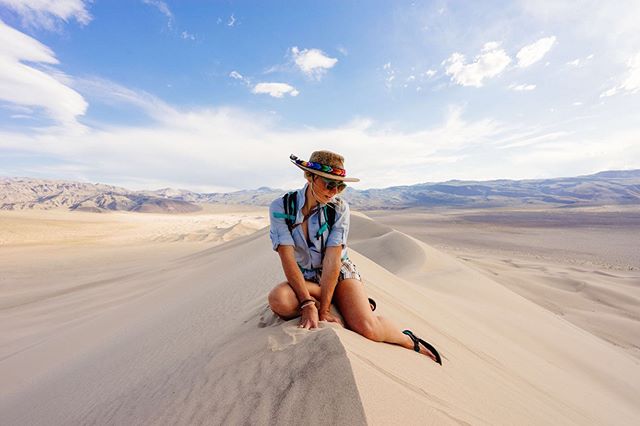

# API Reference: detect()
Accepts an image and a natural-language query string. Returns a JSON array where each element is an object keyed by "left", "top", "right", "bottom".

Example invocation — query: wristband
[
  {"left": 299, "top": 300, "right": 316, "bottom": 311},
  {"left": 298, "top": 298, "right": 315, "bottom": 309}
]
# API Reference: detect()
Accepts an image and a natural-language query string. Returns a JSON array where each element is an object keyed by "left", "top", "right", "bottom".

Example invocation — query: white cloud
[
  {"left": 566, "top": 54, "right": 594, "bottom": 68},
  {"left": 142, "top": 0, "right": 173, "bottom": 28},
  {"left": 572, "top": 101, "right": 583, "bottom": 106},
  {"left": 0, "top": 101, "right": 509, "bottom": 190},
  {"left": 520, "top": 1, "right": 640, "bottom": 54},
  {"left": 425, "top": 69, "right": 437, "bottom": 78},
  {"left": 3, "top": 83, "right": 638, "bottom": 190},
  {"left": 509, "top": 83, "right": 536, "bottom": 91},
  {"left": 72, "top": 77, "right": 175, "bottom": 120},
  {"left": 181, "top": 31, "right": 195, "bottom": 40},
  {"left": 600, "top": 52, "right": 640, "bottom": 97},
  {"left": 494, "top": 130, "right": 570, "bottom": 149},
  {"left": 0, "top": 0, "right": 91, "bottom": 29},
  {"left": 507, "top": 130, "right": 640, "bottom": 178},
  {"left": 443, "top": 42, "right": 512, "bottom": 87},
  {"left": 599, "top": 87, "right": 618, "bottom": 98},
  {"left": 227, "top": 14, "right": 236, "bottom": 27},
  {"left": 516, "top": 36, "right": 556, "bottom": 67},
  {"left": 337, "top": 46, "right": 349, "bottom": 56},
  {"left": 291, "top": 47, "right": 338, "bottom": 80},
  {"left": 0, "top": 20, "right": 87, "bottom": 124},
  {"left": 382, "top": 62, "right": 396, "bottom": 89},
  {"left": 252, "top": 82, "right": 300, "bottom": 98},
  {"left": 229, "top": 70, "right": 251, "bottom": 87}
]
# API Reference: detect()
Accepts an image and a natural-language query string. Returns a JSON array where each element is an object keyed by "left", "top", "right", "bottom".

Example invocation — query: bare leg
[
  {"left": 334, "top": 279, "right": 438, "bottom": 362},
  {"left": 268, "top": 281, "right": 322, "bottom": 319}
]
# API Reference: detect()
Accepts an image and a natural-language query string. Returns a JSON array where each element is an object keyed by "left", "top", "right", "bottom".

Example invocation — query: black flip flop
[
  {"left": 368, "top": 297, "right": 377, "bottom": 312},
  {"left": 402, "top": 329, "right": 442, "bottom": 365}
]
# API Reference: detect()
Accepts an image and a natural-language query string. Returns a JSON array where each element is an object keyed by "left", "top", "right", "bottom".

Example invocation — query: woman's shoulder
[
  {"left": 329, "top": 196, "right": 349, "bottom": 213},
  {"left": 269, "top": 193, "right": 286, "bottom": 212}
]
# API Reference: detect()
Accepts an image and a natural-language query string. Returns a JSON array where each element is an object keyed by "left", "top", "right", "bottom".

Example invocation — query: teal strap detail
[
  {"left": 315, "top": 205, "right": 329, "bottom": 238},
  {"left": 316, "top": 222, "right": 329, "bottom": 236},
  {"left": 273, "top": 212, "right": 296, "bottom": 221}
]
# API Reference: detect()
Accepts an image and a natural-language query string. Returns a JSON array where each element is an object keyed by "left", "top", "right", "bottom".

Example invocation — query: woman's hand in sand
[
  {"left": 299, "top": 304, "right": 319, "bottom": 329},
  {"left": 319, "top": 311, "right": 343, "bottom": 327}
]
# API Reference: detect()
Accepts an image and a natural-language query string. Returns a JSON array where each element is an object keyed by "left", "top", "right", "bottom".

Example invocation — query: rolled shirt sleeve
[
  {"left": 269, "top": 197, "right": 295, "bottom": 251},
  {"left": 326, "top": 201, "right": 350, "bottom": 248}
]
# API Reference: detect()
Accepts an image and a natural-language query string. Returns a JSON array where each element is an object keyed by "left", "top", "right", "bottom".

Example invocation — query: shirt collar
[
  {"left": 295, "top": 182, "right": 325, "bottom": 223},
  {"left": 295, "top": 183, "right": 308, "bottom": 223}
]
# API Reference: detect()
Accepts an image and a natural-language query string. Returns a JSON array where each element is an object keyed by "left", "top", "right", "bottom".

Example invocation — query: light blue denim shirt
[{"left": 269, "top": 183, "right": 350, "bottom": 278}]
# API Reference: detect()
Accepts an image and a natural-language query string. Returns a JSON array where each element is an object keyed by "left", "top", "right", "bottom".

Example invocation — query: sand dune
[
  {"left": 369, "top": 207, "right": 640, "bottom": 360},
  {"left": 1, "top": 210, "right": 639, "bottom": 425}
]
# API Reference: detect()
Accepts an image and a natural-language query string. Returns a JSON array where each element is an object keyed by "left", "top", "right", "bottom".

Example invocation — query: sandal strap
[{"left": 402, "top": 330, "right": 420, "bottom": 352}]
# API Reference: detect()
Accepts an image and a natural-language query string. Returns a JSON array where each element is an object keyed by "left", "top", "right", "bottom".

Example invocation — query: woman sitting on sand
[{"left": 267, "top": 150, "right": 441, "bottom": 364}]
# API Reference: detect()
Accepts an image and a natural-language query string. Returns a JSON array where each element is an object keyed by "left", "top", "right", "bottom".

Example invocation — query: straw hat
[{"left": 290, "top": 151, "right": 360, "bottom": 182}]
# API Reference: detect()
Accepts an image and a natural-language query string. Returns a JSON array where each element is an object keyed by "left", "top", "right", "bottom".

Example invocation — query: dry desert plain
[{"left": 1, "top": 204, "right": 639, "bottom": 425}]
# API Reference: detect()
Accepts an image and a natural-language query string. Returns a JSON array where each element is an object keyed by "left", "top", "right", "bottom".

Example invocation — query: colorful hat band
[{"left": 290, "top": 154, "right": 347, "bottom": 177}]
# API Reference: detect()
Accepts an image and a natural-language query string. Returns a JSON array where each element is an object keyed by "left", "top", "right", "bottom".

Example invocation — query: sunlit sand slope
[{"left": 1, "top": 214, "right": 638, "bottom": 425}]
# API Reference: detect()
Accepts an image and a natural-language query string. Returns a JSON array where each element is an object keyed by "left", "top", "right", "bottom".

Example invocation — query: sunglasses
[{"left": 316, "top": 176, "right": 347, "bottom": 191}]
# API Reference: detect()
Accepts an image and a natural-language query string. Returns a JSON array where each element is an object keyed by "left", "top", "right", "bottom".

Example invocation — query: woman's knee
[
  {"left": 268, "top": 283, "right": 298, "bottom": 317},
  {"left": 349, "top": 316, "right": 382, "bottom": 342}
]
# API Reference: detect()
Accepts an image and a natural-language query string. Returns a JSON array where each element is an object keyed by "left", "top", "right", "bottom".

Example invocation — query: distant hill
[
  {"left": 0, "top": 178, "right": 201, "bottom": 213},
  {"left": 347, "top": 169, "right": 640, "bottom": 209},
  {"left": 1, "top": 170, "right": 639, "bottom": 212}
]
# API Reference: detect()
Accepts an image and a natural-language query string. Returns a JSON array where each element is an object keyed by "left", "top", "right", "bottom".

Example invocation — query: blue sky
[{"left": 1, "top": 0, "right": 639, "bottom": 192}]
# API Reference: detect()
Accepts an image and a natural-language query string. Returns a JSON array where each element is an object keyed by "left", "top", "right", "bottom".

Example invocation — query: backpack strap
[
  {"left": 315, "top": 203, "right": 336, "bottom": 239},
  {"left": 326, "top": 202, "right": 336, "bottom": 228},
  {"left": 272, "top": 191, "right": 298, "bottom": 230},
  {"left": 283, "top": 191, "right": 297, "bottom": 232}
]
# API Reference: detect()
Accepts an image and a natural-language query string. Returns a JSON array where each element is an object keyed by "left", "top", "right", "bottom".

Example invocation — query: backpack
[
  {"left": 280, "top": 191, "right": 337, "bottom": 262},
  {"left": 282, "top": 191, "right": 336, "bottom": 233}
]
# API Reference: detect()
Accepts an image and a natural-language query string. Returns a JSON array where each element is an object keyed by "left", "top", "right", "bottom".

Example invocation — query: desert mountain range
[{"left": 1, "top": 169, "right": 639, "bottom": 212}]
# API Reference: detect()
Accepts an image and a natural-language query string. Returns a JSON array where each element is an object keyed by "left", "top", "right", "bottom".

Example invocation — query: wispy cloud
[
  {"left": 425, "top": 69, "right": 437, "bottom": 78},
  {"left": 443, "top": 42, "right": 512, "bottom": 87},
  {"left": 600, "top": 52, "right": 640, "bottom": 97},
  {"left": 290, "top": 47, "right": 338, "bottom": 80},
  {"left": 0, "top": 0, "right": 91, "bottom": 29},
  {"left": 567, "top": 53, "right": 594, "bottom": 67},
  {"left": 508, "top": 83, "right": 536, "bottom": 91},
  {"left": 0, "top": 20, "right": 87, "bottom": 125},
  {"left": 72, "top": 76, "right": 176, "bottom": 120},
  {"left": 227, "top": 14, "right": 236, "bottom": 27},
  {"left": 520, "top": 1, "right": 640, "bottom": 54},
  {"left": 142, "top": 0, "right": 173, "bottom": 28},
  {"left": 229, "top": 70, "right": 244, "bottom": 80},
  {"left": 229, "top": 70, "right": 251, "bottom": 87},
  {"left": 252, "top": 82, "right": 299, "bottom": 98},
  {"left": 383, "top": 62, "right": 396, "bottom": 89},
  {"left": 181, "top": 30, "right": 195, "bottom": 41},
  {"left": 516, "top": 36, "right": 556, "bottom": 67}
]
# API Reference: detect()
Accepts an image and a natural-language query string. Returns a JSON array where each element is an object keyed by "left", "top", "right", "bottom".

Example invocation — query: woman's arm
[
  {"left": 277, "top": 245, "right": 319, "bottom": 329},
  {"left": 318, "top": 245, "right": 342, "bottom": 322},
  {"left": 277, "top": 245, "right": 311, "bottom": 302}
]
